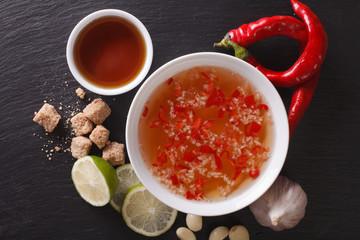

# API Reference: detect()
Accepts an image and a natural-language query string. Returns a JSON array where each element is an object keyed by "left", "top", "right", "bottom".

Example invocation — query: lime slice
[
  {"left": 122, "top": 185, "right": 178, "bottom": 237},
  {"left": 71, "top": 155, "right": 118, "bottom": 207},
  {"left": 110, "top": 164, "right": 141, "bottom": 212}
]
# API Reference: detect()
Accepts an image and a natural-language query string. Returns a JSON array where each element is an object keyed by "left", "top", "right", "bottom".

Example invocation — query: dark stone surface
[{"left": 0, "top": 0, "right": 359, "bottom": 239}]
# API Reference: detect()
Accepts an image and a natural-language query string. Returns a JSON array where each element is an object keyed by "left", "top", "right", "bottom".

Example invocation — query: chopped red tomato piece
[
  {"left": 245, "top": 95, "right": 256, "bottom": 107},
  {"left": 258, "top": 104, "right": 269, "bottom": 111},
  {"left": 249, "top": 168, "right": 260, "bottom": 178},
  {"left": 245, "top": 122, "right": 262, "bottom": 136}
]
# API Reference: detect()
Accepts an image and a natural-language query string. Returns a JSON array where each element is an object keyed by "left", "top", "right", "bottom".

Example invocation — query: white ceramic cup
[
  {"left": 126, "top": 52, "right": 289, "bottom": 216},
  {"left": 66, "top": 9, "right": 153, "bottom": 96}
]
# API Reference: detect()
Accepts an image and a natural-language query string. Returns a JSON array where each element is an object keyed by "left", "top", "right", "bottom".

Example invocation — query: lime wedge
[
  {"left": 110, "top": 164, "right": 140, "bottom": 212},
  {"left": 71, "top": 155, "right": 118, "bottom": 207},
  {"left": 122, "top": 185, "right": 178, "bottom": 237}
]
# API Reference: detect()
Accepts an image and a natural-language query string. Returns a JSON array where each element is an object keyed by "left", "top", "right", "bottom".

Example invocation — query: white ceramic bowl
[
  {"left": 126, "top": 52, "right": 289, "bottom": 216},
  {"left": 66, "top": 9, "right": 153, "bottom": 96}
]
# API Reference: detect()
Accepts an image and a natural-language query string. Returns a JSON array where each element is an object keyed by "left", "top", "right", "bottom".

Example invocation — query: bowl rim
[
  {"left": 66, "top": 9, "right": 153, "bottom": 96},
  {"left": 126, "top": 52, "right": 289, "bottom": 216}
]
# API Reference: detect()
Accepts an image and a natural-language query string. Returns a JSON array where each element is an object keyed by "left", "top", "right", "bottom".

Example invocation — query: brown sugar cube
[
  {"left": 83, "top": 98, "right": 111, "bottom": 125},
  {"left": 89, "top": 125, "right": 110, "bottom": 149},
  {"left": 102, "top": 142, "right": 125, "bottom": 166},
  {"left": 70, "top": 113, "right": 93, "bottom": 136},
  {"left": 70, "top": 136, "right": 92, "bottom": 159},
  {"left": 75, "top": 87, "right": 86, "bottom": 99},
  {"left": 33, "top": 103, "right": 61, "bottom": 133}
]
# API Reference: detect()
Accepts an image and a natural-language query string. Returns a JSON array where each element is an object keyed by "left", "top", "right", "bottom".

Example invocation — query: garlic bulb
[{"left": 249, "top": 175, "right": 307, "bottom": 231}]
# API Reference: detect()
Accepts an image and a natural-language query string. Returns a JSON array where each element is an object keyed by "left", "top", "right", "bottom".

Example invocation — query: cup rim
[
  {"left": 126, "top": 52, "right": 289, "bottom": 216},
  {"left": 66, "top": 9, "right": 153, "bottom": 96}
]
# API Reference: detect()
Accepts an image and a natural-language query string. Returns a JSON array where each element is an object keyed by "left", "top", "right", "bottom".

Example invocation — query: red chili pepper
[
  {"left": 202, "top": 120, "right": 213, "bottom": 129},
  {"left": 214, "top": 0, "right": 327, "bottom": 134},
  {"left": 214, "top": 154, "right": 223, "bottom": 170},
  {"left": 217, "top": 107, "right": 226, "bottom": 118},
  {"left": 194, "top": 173, "right": 205, "bottom": 189},
  {"left": 215, "top": 16, "right": 308, "bottom": 86},
  {"left": 215, "top": 1, "right": 327, "bottom": 88},
  {"left": 245, "top": 122, "right": 262, "bottom": 136},
  {"left": 153, "top": 152, "right": 167, "bottom": 167},
  {"left": 192, "top": 117, "right": 202, "bottom": 129},
  {"left": 226, "top": 16, "right": 307, "bottom": 49},
  {"left": 185, "top": 191, "right": 195, "bottom": 200},
  {"left": 258, "top": 104, "right": 269, "bottom": 111},
  {"left": 174, "top": 163, "right": 190, "bottom": 170},
  {"left": 249, "top": 168, "right": 260, "bottom": 178},
  {"left": 250, "top": 0, "right": 327, "bottom": 87},
  {"left": 206, "top": 89, "right": 226, "bottom": 107},
  {"left": 231, "top": 89, "right": 241, "bottom": 98},
  {"left": 287, "top": 0, "right": 328, "bottom": 84},
  {"left": 183, "top": 151, "right": 196, "bottom": 162},
  {"left": 170, "top": 174, "right": 179, "bottom": 186},
  {"left": 199, "top": 145, "right": 214, "bottom": 154},
  {"left": 244, "top": 95, "right": 256, "bottom": 107},
  {"left": 288, "top": 71, "right": 320, "bottom": 135}
]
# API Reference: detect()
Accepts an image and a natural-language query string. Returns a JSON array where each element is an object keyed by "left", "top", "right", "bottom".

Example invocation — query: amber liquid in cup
[{"left": 74, "top": 16, "right": 146, "bottom": 88}]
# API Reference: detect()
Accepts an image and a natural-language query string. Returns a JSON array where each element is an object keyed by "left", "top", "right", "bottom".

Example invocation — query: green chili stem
[{"left": 214, "top": 39, "right": 249, "bottom": 60}]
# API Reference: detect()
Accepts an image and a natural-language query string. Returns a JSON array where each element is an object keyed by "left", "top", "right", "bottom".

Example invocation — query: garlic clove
[
  {"left": 209, "top": 226, "right": 229, "bottom": 240},
  {"left": 249, "top": 176, "right": 307, "bottom": 231},
  {"left": 186, "top": 214, "right": 203, "bottom": 232},
  {"left": 176, "top": 227, "right": 196, "bottom": 240},
  {"left": 229, "top": 225, "right": 249, "bottom": 240}
]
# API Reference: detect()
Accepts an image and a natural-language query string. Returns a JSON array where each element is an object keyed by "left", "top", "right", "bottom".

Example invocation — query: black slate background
[{"left": 1, "top": 0, "right": 359, "bottom": 239}]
